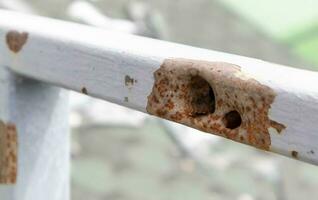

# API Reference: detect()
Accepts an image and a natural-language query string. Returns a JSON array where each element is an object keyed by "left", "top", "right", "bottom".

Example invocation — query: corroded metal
[
  {"left": 0, "top": 120, "right": 17, "bottom": 184},
  {"left": 147, "top": 58, "right": 286, "bottom": 150},
  {"left": 6, "top": 30, "right": 28, "bottom": 53}
]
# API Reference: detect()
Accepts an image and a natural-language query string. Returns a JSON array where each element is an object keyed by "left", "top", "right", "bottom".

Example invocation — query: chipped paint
[
  {"left": 125, "top": 75, "right": 137, "bottom": 87},
  {"left": 0, "top": 120, "right": 17, "bottom": 184},
  {"left": 270, "top": 120, "right": 286, "bottom": 134},
  {"left": 147, "top": 58, "right": 285, "bottom": 150},
  {"left": 291, "top": 151, "right": 298, "bottom": 159},
  {"left": 81, "top": 87, "right": 88, "bottom": 95},
  {"left": 6, "top": 30, "right": 28, "bottom": 53}
]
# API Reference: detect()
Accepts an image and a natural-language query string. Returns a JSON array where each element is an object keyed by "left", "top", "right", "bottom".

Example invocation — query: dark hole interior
[
  {"left": 188, "top": 75, "right": 215, "bottom": 116},
  {"left": 223, "top": 110, "right": 242, "bottom": 129}
]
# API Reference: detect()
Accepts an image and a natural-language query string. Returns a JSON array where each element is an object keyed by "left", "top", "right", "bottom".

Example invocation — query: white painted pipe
[
  {"left": 0, "top": 10, "right": 317, "bottom": 166},
  {"left": 0, "top": 59, "right": 69, "bottom": 198}
]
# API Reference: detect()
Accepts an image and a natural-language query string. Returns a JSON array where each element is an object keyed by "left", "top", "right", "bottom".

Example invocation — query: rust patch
[
  {"left": 6, "top": 31, "right": 28, "bottom": 53},
  {"left": 291, "top": 151, "right": 298, "bottom": 159},
  {"left": 146, "top": 58, "right": 286, "bottom": 150},
  {"left": 0, "top": 120, "right": 18, "bottom": 184},
  {"left": 81, "top": 87, "right": 88, "bottom": 95},
  {"left": 125, "top": 75, "right": 137, "bottom": 87}
]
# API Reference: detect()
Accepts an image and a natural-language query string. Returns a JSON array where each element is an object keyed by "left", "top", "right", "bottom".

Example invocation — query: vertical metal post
[{"left": 0, "top": 67, "right": 70, "bottom": 200}]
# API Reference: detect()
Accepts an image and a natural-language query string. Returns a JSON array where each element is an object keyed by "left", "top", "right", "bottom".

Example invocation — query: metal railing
[{"left": 0, "top": 9, "right": 318, "bottom": 200}]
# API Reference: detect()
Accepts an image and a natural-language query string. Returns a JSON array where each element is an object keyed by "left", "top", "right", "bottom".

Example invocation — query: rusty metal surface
[
  {"left": 0, "top": 120, "right": 17, "bottom": 184},
  {"left": 147, "top": 59, "right": 285, "bottom": 150}
]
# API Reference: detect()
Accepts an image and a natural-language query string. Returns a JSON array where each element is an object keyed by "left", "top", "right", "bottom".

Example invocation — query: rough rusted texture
[
  {"left": 0, "top": 120, "right": 18, "bottom": 184},
  {"left": 6, "top": 30, "right": 28, "bottom": 53},
  {"left": 147, "top": 58, "right": 285, "bottom": 150}
]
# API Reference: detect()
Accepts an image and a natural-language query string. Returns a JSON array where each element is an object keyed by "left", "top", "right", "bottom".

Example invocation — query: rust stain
[
  {"left": 291, "top": 151, "right": 298, "bottom": 159},
  {"left": 270, "top": 120, "right": 286, "bottom": 133},
  {"left": 81, "top": 87, "right": 88, "bottom": 95},
  {"left": 125, "top": 75, "right": 137, "bottom": 87},
  {"left": 6, "top": 30, "right": 28, "bottom": 53},
  {"left": 0, "top": 120, "right": 18, "bottom": 184},
  {"left": 146, "top": 58, "right": 286, "bottom": 150}
]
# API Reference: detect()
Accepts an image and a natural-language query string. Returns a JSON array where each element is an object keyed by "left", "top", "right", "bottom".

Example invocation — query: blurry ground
[{"left": 2, "top": 0, "right": 318, "bottom": 200}]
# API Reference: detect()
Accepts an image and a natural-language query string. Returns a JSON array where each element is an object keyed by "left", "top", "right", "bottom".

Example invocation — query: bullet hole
[
  {"left": 188, "top": 75, "right": 215, "bottom": 116},
  {"left": 223, "top": 110, "right": 242, "bottom": 129}
]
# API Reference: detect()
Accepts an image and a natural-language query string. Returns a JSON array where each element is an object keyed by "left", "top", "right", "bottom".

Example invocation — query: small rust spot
[
  {"left": 146, "top": 58, "right": 286, "bottom": 150},
  {"left": 270, "top": 120, "right": 286, "bottom": 133},
  {"left": 291, "top": 151, "right": 298, "bottom": 159},
  {"left": 81, "top": 87, "right": 88, "bottom": 95},
  {"left": 125, "top": 75, "right": 137, "bottom": 87},
  {"left": 0, "top": 120, "right": 18, "bottom": 184},
  {"left": 6, "top": 30, "right": 28, "bottom": 53}
]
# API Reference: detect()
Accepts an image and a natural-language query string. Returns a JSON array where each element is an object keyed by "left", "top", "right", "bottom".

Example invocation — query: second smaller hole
[{"left": 223, "top": 110, "right": 242, "bottom": 129}]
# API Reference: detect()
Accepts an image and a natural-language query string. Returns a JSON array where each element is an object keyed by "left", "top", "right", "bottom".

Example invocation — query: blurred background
[{"left": 2, "top": 0, "right": 318, "bottom": 199}]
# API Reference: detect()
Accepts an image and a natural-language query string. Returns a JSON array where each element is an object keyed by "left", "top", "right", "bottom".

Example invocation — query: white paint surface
[{"left": 0, "top": 10, "right": 318, "bottom": 165}]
